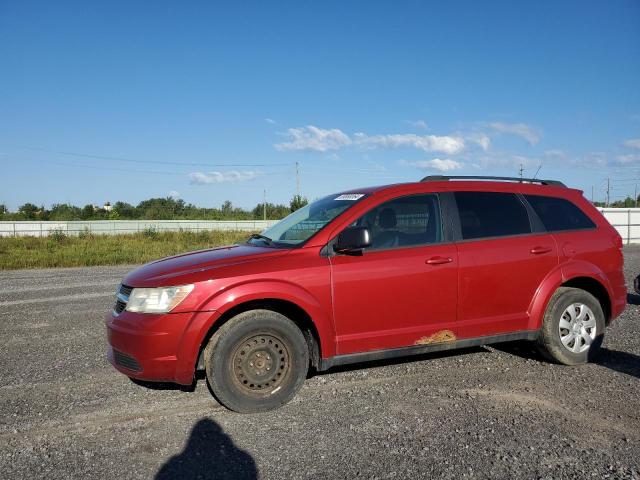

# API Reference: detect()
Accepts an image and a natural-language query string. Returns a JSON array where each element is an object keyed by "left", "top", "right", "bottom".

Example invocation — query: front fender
[
  {"left": 527, "top": 260, "right": 612, "bottom": 331},
  {"left": 173, "top": 279, "right": 335, "bottom": 383}
]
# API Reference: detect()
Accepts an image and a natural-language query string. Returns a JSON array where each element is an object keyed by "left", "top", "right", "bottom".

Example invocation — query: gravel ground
[{"left": 1, "top": 248, "right": 639, "bottom": 480}]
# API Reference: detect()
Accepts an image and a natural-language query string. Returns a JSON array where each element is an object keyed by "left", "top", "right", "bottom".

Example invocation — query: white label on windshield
[{"left": 334, "top": 194, "right": 364, "bottom": 201}]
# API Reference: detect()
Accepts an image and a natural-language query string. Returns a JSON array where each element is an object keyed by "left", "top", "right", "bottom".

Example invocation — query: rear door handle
[
  {"left": 425, "top": 256, "right": 453, "bottom": 265},
  {"left": 530, "top": 246, "right": 552, "bottom": 255}
]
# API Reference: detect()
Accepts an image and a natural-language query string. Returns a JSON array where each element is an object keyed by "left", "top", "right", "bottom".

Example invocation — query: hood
[{"left": 123, "top": 244, "right": 290, "bottom": 286}]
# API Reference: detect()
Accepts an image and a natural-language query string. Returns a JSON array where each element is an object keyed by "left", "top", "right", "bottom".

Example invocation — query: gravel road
[{"left": 1, "top": 248, "right": 639, "bottom": 479}]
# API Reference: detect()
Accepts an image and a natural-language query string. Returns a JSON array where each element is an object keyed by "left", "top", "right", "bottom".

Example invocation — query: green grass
[{"left": 0, "top": 230, "right": 253, "bottom": 269}]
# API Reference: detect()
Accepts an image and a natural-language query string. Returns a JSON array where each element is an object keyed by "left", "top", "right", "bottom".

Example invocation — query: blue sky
[{"left": 1, "top": 0, "right": 639, "bottom": 210}]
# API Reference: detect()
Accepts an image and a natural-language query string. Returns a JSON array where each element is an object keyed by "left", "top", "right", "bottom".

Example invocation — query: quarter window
[
  {"left": 524, "top": 195, "right": 596, "bottom": 232},
  {"left": 454, "top": 191, "right": 531, "bottom": 240},
  {"left": 354, "top": 194, "right": 442, "bottom": 250}
]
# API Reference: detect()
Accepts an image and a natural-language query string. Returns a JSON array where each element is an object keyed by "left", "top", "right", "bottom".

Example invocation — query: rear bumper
[
  {"left": 608, "top": 271, "right": 628, "bottom": 323},
  {"left": 105, "top": 310, "right": 196, "bottom": 385}
]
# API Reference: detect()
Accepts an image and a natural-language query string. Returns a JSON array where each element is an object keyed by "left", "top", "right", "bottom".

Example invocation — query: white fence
[
  {"left": 597, "top": 208, "right": 640, "bottom": 245},
  {"left": 1, "top": 210, "right": 638, "bottom": 243},
  {"left": 0, "top": 220, "right": 278, "bottom": 237}
]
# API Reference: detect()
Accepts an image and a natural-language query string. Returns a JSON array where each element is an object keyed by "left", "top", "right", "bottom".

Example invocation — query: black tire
[
  {"left": 204, "top": 309, "right": 309, "bottom": 413},
  {"left": 536, "top": 287, "right": 605, "bottom": 365}
]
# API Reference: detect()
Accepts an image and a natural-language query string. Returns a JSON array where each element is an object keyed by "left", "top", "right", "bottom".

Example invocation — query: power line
[
  {"left": 5, "top": 145, "right": 292, "bottom": 167},
  {"left": 3, "top": 157, "right": 293, "bottom": 177}
]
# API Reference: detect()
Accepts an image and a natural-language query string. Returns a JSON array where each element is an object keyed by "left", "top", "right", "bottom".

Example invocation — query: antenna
[
  {"left": 532, "top": 163, "right": 542, "bottom": 180},
  {"left": 295, "top": 161, "right": 300, "bottom": 197},
  {"left": 518, "top": 163, "right": 524, "bottom": 181}
]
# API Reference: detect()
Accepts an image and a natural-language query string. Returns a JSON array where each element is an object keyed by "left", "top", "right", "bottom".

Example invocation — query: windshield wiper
[{"left": 247, "top": 233, "right": 274, "bottom": 246}]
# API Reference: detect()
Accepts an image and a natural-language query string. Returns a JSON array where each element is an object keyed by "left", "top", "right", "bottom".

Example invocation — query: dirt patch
[{"left": 415, "top": 329, "right": 456, "bottom": 345}]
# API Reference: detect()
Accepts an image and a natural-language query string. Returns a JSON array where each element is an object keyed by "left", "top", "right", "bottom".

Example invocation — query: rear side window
[
  {"left": 524, "top": 194, "right": 596, "bottom": 232},
  {"left": 454, "top": 191, "right": 531, "bottom": 240}
]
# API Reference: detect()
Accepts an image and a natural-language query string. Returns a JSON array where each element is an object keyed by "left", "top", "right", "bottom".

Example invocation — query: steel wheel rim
[
  {"left": 230, "top": 334, "right": 291, "bottom": 395},
  {"left": 558, "top": 303, "right": 597, "bottom": 354}
]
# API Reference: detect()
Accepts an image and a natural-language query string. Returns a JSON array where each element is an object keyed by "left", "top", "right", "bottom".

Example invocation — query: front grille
[
  {"left": 113, "top": 284, "right": 132, "bottom": 315},
  {"left": 113, "top": 349, "right": 142, "bottom": 372},
  {"left": 114, "top": 299, "right": 127, "bottom": 314}
]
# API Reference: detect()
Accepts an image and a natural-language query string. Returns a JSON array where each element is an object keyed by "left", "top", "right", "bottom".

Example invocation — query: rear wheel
[
  {"left": 204, "top": 309, "right": 309, "bottom": 413},
  {"left": 537, "top": 287, "right": 605, "bottom": 365}
]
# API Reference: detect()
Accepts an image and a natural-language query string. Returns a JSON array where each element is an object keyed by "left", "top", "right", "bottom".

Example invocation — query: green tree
[
  {"left": 137, "top": 197, "right": 186, "bottom": 219},
  {"left": 18, "top": 203, "right": 40, "bottom": 220},
  {"left": 290, "top": 195, "right": 308, "bottom": 212},
  {"left": 81, "top": 204, "right": 96, "bottom": 220},
  {"left": 252, "top": 202, "right": 290, "bottom": 220},
  {"left": 112, "top": 201, "right": 136, "bottom": 219},
  {"left": 221, "top": 200, "right": 233, "bottom": 217},
  {"left": 610, "top": 196, "right": 636, "bottom": 208},
  {"left": 49, "top": 203, "right": 82, "bottom": 221}
]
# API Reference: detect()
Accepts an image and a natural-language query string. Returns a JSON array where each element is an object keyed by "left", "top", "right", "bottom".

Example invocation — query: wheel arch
[
  {"left": 195, "top": 298, "right": 323, "bottom": 373},
  {"left": 560, "top": 276, "right": 611, "bottom": 325},
  {"left": 528, "top": 264, "right": 613, "bottom": 330}
]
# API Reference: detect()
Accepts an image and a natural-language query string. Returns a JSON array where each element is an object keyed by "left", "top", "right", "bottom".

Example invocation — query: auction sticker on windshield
[{"left": 334, "top": 194, "right": 365, "bottom": 201}]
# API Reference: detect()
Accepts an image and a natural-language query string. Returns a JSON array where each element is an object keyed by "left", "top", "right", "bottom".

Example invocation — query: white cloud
[
  {"left": 470, "top": 153, "right": 540, "bottom": 170},
  {"left": 274, "top": 125, "right": 465, "bottom": 155},
  {"left": 489, "top": 122, "right": 541, "bottom": 145},
  {"left": 467, "top": 132, "right": 491, "bottom": 151},
  {"left": 408, "top": 158, "right": 463, "bottom": 172},
  {"left": 543, "top": 149, "right": 567, "bottom": 159},
  {"left": 188, "top": 170, "right": 263, "bottom": 185},
  {"left": 354, "top": 133, "right": 465, "bottom": 155},
  {"left": 623, "top": 138, "right": 640, "bottom": 149},
  {"left": 168, "top": 190, "right": 180, "bottom": 199},
  {"left": 264, "top": 118, "right": 276, "bottom": 125},
  {"left": 616, "top": 153, "right": 640, "bottom": 164},
  {"left": 406, "top": 120, "right": 429, "bottom": 130},
  {"left": 275, "top": 126, "right": 352, "bottom": 152}
]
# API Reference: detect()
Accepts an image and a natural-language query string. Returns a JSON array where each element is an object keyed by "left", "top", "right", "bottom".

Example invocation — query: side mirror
[{"left": 333, "top": 226, "right": 371, "bottom": 255}]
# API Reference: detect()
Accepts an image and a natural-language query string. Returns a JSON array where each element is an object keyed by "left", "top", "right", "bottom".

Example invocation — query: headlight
[{"left": 125, "top": 285, "right": 194, "bottom": 314}]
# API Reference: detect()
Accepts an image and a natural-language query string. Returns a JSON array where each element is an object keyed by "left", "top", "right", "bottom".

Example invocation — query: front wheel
[
  {"left": 204, "top": 309, "right": 309, "bottom": 413},
  {"left": 536, "top": 287, "right": 605, "bottom": 365}
]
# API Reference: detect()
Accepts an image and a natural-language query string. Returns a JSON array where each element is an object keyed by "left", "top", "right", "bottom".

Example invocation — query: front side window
[
  {"left": 455, "top": 191, "right": 531, "bottom": 240},
  {"left": 353, "top": 194, "right": 442, "bottom": 250},
  {"left": 524, "top": 194, "right": 596, "bottom": 232},
  {"left": 251, "top": 193, "right": 368, "bottom": 247}
]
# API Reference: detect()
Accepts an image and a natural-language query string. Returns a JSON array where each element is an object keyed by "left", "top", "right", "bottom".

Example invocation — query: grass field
[{"left": 0, "top": 230, "right": 253, "bottom": 269}]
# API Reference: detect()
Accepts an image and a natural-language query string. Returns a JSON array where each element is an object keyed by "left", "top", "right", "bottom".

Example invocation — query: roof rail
[{"left": 420, "top": 175, "right": 566, "bottom": 187}]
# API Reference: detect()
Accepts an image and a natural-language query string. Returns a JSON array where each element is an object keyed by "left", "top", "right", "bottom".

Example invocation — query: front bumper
[{"left": 105, "top": 309, "right": 196, "bottom": 385}]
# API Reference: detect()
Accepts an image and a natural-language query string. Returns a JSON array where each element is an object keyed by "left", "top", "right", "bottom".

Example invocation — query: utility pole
[
  {"left": 518, "top": 163, "right": 524, "bottom": 181},
  {"left": 635, "top": 184, "right": 638, "bottom": 208},
  {"left": 295, "top": 161, "right": 300, "bottom": 197},
  {"left": 606, "top": 178, "right": 610, "bottom": 207},
  {"left": 591, "top": 185, "right": 594, "bottom": 203},
  {"left": 263, "top": 189, "right": 266, "bottom": 221}
]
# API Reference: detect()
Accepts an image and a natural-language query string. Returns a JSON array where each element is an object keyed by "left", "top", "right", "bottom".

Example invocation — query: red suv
[{"left": 106, "top": 176, "right": 626, "bottom": 412}]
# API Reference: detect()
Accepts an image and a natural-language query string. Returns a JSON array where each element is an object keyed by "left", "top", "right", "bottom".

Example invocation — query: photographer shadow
[{"left": 156, "top": 418, "right": 257, "bottom": 480}]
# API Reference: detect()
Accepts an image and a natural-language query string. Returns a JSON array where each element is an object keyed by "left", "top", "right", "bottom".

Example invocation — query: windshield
[{"left": 248, "top": 193, "right": 368, "bottom": 247}]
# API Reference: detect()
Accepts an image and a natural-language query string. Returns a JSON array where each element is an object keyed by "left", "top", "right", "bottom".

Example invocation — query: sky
[{"left": 1, "top": 0, "right": 640, "bottom": 210}]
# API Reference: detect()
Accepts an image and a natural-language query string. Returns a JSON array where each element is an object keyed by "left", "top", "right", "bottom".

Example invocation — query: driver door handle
[{"left": 425, "top": 256, "right": 453, "bottom": 265}]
